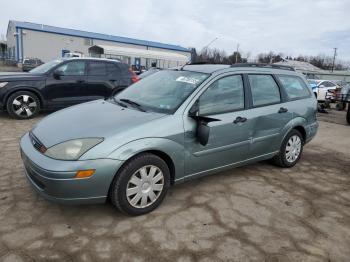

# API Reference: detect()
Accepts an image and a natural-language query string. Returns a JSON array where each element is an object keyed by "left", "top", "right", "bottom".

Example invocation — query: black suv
[{"left": 0, "top": 58, "right": 139, "bottom": 119}]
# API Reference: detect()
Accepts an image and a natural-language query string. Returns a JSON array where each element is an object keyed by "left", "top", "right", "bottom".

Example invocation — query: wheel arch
[
  {"left": 117, "top": 150, "right": 176, "bottom": 185},
  {"left": 4, "top": 87, "right": 44, "bottom": 109},
  {"left": 281, "top": 117, "right": 308, "bottom": 145},
  {"left": 293, "top": 125, "right": 306, "bottom": 142},
  {"left": 106, "top": 137, "right": 186, "bottom": 185}
]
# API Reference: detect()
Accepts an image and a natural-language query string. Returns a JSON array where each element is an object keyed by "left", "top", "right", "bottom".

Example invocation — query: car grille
[{"left": 29, "top": 131, "right": 47, "bottom": 153}]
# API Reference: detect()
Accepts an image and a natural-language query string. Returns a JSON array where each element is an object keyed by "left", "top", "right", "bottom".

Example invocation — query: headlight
[
  {"left": 44, "top": 138, "right": 103, "bottom": 160},
  {"left": 0, "top": 82, "right": 8, "bottom": 88}
]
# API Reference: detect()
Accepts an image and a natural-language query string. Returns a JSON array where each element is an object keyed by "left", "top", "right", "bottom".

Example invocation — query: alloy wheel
[
  {"left": 12, "top": 95, "right": 37, "bottom": 117},
  {"left": 126, "top": 165, "right": 164, "bottom": 208}
]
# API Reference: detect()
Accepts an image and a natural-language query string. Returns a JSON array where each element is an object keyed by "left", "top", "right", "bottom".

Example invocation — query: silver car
[{"left": 20, "top": 64, "right": 318, "bottom": 215}]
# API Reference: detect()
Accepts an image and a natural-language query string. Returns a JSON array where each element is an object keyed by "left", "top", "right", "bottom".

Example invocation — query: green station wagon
[{"left": 20, "top": 63, "right": 318, "bottom": 215}]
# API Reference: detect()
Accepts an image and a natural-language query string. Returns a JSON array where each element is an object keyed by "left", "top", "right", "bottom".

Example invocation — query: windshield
[
  {"left": 115, "top": 70, "right": 209, "bottom": 114},
  {"left": 30, "top": 60, "right": 62, "bottom": 74}
]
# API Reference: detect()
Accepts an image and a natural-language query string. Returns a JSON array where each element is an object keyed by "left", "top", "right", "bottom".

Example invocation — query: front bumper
[{"left": 20, "top": 132, "right": 124, "bottom": 204}]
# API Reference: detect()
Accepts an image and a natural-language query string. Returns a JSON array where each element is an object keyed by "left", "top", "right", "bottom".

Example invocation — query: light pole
[
  {"left": 203, "top": 37, "right": 218, "bottom": 50},
  {"left": 235, "top": 43, "right": 240, "bottom": 63}
]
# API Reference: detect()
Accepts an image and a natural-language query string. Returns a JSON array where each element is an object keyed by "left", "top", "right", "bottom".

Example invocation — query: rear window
[
  {"left": 278, "top": 75, "right": 310, "bottom": 99},
  {"left": 88, "top": 62, "right": 107, "bottom": 76}
]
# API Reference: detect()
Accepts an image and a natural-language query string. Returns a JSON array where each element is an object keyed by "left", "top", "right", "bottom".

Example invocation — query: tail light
[{"left": 129, "top": 69, "right": 140, "bottom": 83}]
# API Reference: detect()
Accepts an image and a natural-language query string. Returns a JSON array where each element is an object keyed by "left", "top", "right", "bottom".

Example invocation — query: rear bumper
[
  {"left": 305, "top": 121, "right": 319, "bottom": 143},
  {"left": 20, "top": 132, "right": 124, "bottom": 204}
]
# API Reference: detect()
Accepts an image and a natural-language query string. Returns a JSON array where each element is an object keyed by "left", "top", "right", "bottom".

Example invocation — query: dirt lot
[{"left": 0, "top": 109, "right": 349, "bottom": 262}]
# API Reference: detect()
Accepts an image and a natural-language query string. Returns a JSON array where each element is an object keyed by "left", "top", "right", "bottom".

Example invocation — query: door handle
[
  {"left": 278, "top": 107, "right": 288, "bottom": 113},
  {"left": 233, "top": 116, "right": 247, "bottom": 124},
  {"left": 76, "top": 79, "right": 85, "bottom": 83}
]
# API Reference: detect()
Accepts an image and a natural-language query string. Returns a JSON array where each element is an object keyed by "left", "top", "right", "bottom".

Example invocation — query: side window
[
  {"left": 327, "top": 81, "right": 336, "bottom": 87},
  {"left": 88, "top": 62, "right": 107, "bottom": 76},
  {"left": 57, "top": 61, "right": 85, "bottom": 76},
  {"left": 278, "top": 75, "right": 310, "bottom": 99},
  {"left": 107, "top": 63, "right": 121, "bottom": 76},
  {"left": 248, "top": 75, "right": 280, "bottom": 107},
  {"left": 199, "top": 75, "right": 244, "bottom": 115}
]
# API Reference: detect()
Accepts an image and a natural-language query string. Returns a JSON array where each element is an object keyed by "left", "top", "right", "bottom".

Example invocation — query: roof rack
[{"left": 230, "top": 63, "right": 295, "bottom": 71}]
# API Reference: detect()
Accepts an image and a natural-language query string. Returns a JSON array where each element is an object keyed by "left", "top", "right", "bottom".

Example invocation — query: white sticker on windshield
[{"left": 176, "top": 76, "right": 200, "bottom": 85}]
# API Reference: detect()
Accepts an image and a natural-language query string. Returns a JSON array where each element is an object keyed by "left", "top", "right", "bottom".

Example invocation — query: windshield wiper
[
  {"left": 120, "top": 99, "right": 146, "bottom": 112},
  {"left": 111, "top": 96, "right": 128, "bottom": 108}
]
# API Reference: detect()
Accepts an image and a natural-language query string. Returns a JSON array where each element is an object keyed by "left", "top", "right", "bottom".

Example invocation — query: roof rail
[{"left": 230, "top": 63, "right": 295, "bottom": 71}]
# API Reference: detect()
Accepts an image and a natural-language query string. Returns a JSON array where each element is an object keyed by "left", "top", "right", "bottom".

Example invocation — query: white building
[{"left": 6, "top": 20, "right": 191, "bottom": 69}]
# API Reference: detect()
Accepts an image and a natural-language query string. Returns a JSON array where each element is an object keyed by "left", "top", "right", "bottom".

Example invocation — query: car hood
[
  {"left": 32, "top": 100, "right": 166, "bottom": 148},
  {"left": 0, "top": 72, "right": 45, "bottom": 81}
]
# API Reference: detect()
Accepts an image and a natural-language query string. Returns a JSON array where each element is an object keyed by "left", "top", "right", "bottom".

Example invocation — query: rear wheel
[
  {"left": 109, "top": 153, "right": 170, "bottom": 216},
  {"left": 272, "top": 129, "right": 304, "bottom": 167},
  {"left": 6, "top": 91, "right": 40, "bottom": 119}
]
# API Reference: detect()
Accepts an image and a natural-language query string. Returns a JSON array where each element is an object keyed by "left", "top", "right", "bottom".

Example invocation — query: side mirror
[
  {"left": 188, "top": 100, "right": 219, "bottom": 146},
  {"left": 53, "top": 69, "right": 64, "bottom": 79},
  {"left": 196, "top": 121, "right": 210, "bottom": 146}
]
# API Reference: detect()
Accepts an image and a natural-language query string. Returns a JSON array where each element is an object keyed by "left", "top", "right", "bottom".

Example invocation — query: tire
[
  {"left": 347, "top": 105, "right": 350, "bottom": 125},
  {"left": 6, "top": 91, "right": 40, "bottom": 119},
  {"left": 335, "top": 102, "right": 345, "bottom": 111},
  {"left": 272, "top": 129, "right": 304, "bottom": 168},
  {"left": 109, "top": 153, "right": 170, "bottom": 216}
]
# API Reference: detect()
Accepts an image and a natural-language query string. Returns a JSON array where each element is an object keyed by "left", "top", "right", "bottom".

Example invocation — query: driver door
[
  {"left": 183, "top": 74, "right": 251, "bottom": 177},
  {"left": 44, "top": 60, "right": 87, "bottom": 108}
]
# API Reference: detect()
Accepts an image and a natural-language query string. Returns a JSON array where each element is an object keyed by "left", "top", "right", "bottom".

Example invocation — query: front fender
[
  {"left": 3, "top": 84, "right": 45, "bottom": 106},
  {"left": 108, "top": 137, "right": 185, "bottom": 180}
]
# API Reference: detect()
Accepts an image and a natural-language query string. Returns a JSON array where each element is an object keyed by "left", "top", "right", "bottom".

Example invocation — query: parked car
[
  {"left": 308, "top": 79, "right": 339, "bottom": 101},
  {"left": 22, "top": 58, "right": 44, "bottom": 72},
  {"left": 138, "top": 68, "right": 162, "bottom": 79},
  {"left": 0, "top": 58, "right": 139, "bottom": 119},
  {"left": 20, "top": 63, "right": 318, "bottom": 215}
]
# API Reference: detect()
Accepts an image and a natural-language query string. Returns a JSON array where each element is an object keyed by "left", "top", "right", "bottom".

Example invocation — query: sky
[{"left": 1, "top": 0, "right": 349, "bottom": 61}]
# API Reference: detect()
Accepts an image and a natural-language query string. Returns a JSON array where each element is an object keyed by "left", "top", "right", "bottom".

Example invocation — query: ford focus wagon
[{"left": 20, "top": 63, "right": 318, "bottom": 215}]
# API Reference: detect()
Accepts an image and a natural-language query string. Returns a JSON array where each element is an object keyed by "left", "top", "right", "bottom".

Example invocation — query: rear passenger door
[
  {"left": 246, "top": 74, "right": 293, "bottom": 157},
  {"left": 106, "top": 63, "right": 132, "bottom": 94},
  {"left": 83, "top": 61, "right": 110, "bottom": 102}
]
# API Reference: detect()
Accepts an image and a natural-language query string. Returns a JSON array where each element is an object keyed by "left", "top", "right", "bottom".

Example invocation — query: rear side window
[
  {"left": 248, "top": 75, "right": 280, "bottom": 107},
  {"left": 199, "top": 75, "right": 244, "bottom": 115},
  {"left": 88, "top": 62, "right": 107, "bottom": 76},
  {"left": 107, "top": 63, "right": 121, "bottom": 75},
  {"left": 278, "top": 75, "right": 310, "bottom": 99}
]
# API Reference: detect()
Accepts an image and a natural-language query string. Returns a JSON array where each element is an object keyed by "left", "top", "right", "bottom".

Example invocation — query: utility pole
[
  {"left": 235, "top": 43, "right": 240, "bottom": 63},
  {"left": 331, "top": 48, "right": 337, "bottom": 72}
]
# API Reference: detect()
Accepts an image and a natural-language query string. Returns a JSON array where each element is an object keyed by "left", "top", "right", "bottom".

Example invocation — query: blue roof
[{"left": 10, "top": 20, "right": 190, "bottom": 53}]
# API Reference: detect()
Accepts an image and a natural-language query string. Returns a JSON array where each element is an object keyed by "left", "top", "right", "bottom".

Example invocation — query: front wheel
[
  {"left": 272, "top": 129, "right": 304, "bottom": 167},
  {"left": 109, "top": 153, "right": 170, "bottom": 216},
  {"left": 6, "top": 91, "right": 40, "bottom": 119}
]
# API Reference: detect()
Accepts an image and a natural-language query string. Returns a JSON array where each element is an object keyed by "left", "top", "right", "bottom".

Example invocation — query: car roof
[
  {"left": 179, "top": 63, "right": 296, "bottom": 74},
  {"left": 62, "top": 57, "right": 121, "bottom": 63}
]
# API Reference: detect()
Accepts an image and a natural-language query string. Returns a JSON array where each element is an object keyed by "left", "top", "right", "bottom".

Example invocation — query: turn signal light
[{"left": 75, "top": 169, "right": 95, "bottom": 178}]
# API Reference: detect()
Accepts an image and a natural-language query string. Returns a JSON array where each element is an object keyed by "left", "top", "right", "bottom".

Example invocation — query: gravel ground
[{"left": 0, "top": 109, "right": 349, "bottom": 262}]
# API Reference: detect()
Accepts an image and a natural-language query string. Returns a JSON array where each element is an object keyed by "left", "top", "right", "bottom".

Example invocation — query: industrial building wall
[
  {"left": 6, "top": 22, "right": 16, "bottom": 60},
  {"left": 20, "top": 29, "right": 191, "bottom": 64}
]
